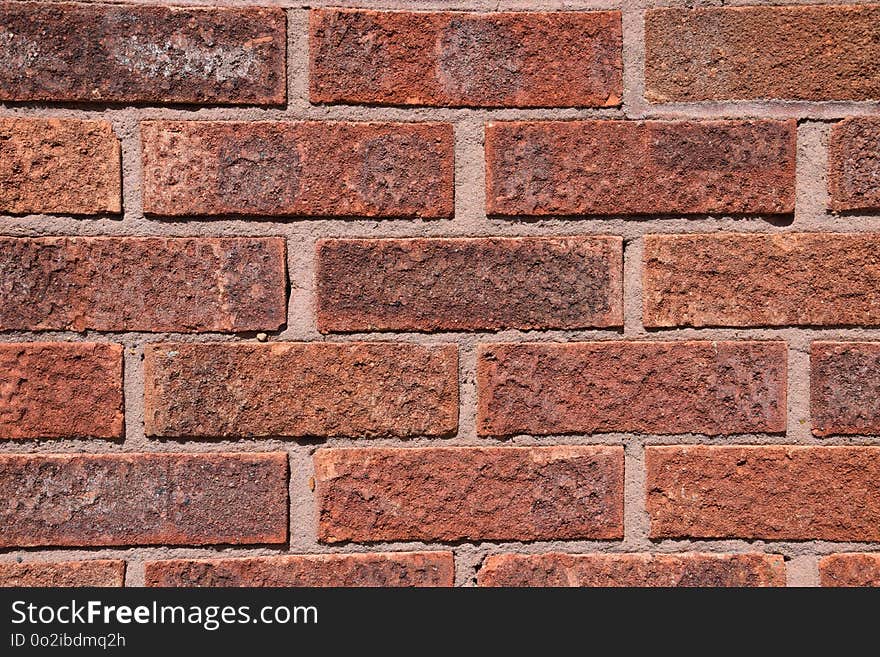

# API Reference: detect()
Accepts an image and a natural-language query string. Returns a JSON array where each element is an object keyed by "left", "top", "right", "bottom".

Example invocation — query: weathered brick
[
  {"left": 812, "top": 342, "right": 880, "bottom": 437},
  {"left": 144, "top": 343, "right": 458, "bottom": 439},
  {"left": 0, "top": 3, "right": 285, "bottom": 105},
  {"left": 820, "top": 554, "right": 880, "bottom": 587},
  {"left": 485, "top": 120, "right": 795, "bottom": 216},
  {"left": 145, "top": 552, "right": 454, "bottom": 587},
  {"left": 0, "top": 343, "right": 122, "bottom": 440},
  {"left": 0, "top": 237, "right": 286, "bottom": 332},
  {"left": 309, "top": 9, "right": 622, "bottom": 108},
  {"left": 0, "top": 118, "right": 120, "bottom": 215},
  {"left": 0, "top": 560, "right": 125, "bottom": 587},
  {"left": 646, "top": 5, "right": 880, "bottom": 102},
  {"left": 478, "top": 553, "right": 785, "bottom": 587},
  {"left": 142, "top": 121, "right": 453, "bottom": 218},
  {"left": 828, "top": 118, "right": 880, "bottom": 212},
  {"left": 316, "top": 237, "right": 622, "bottom": 332},
  {"left": 647, "top": 446, "right": 880, "bottom": 541},
  {"left": 0, "top": 453, "right": 288, "bottom": 547},
  {"left": 315, "top": 446, "right": 624, "bottom": 543},
  {"left": 477, "top": 341, "right": 786, "bottom": 437},
  {"left": 644, "top": 233, "right": 880, "bottom": 327}
]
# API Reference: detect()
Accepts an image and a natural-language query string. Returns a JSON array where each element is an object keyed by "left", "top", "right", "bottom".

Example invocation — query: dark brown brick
[
  {"left": 0, "top": 3, "right": 285, "bottom": 105},
  {"left": 309, "top": 9, "right": 622, "bottom": 108},
  {"left": 316, "top": 237, "right": 622, "bottom": 332},
  {"left": 828, "top": 118, "right": 880, "bottom": 212},
  {"left": 142, "top": 121, "right": 454, "bottom": 218},
  {"left": 315, "top": 446, "right": 624, "bottom": 543},
  {"left": 0, "top": 237, "right": 286, "bottom": 332},
  {"left": 0, "top": 453, "right": 288, "bottom": 547},
  {"left": 145, "top": 552, "right": 454, "bottom": 587},
  {"left": 646, "top": 5, "right": 880, "bottom": 102},
  {"left": 144, "top": 343, "right": 458, "bottom": 439},
  {"left": 647, "top": 446, "right": 880, "bottom": 541},
  {"left": 477, "top": 341, "right": 786, "bottom": 437},
  {"left": 478, "top": 553, "right": 786, "bottom": 587},
  {"left": 0, "top": 560, "right": 125, "bottom": 587},
  {"left": 0, "top": 118, "right": 120, "bottom": 215},
  {"left": 820, "top": 554, "right": 880, "bottom": 587},
  {"left": 0, "top": 343, "right": 122, "bottom": 440},
  {"left": 644, "top": 233, "right": 880, "bottom": 328},
  {"left": 811, "top": 342, "right": 880, "bottom": 437}
]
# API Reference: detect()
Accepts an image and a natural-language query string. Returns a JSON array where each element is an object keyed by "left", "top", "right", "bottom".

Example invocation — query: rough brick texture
[
  {"left": 647, "top": 446, "right": 880, "bottom": 541},
  {"left": 478, "top": 553, "right": 785, "bottom": 587},
  {"left": 0, "top": 560, "right": 125, "bottom": 587},
  {"left": 811, "top": 342, "right": 880, "bottom": 437},
  {"left": 142, "top": 121, "right": 453, "bottom": 218},
  {"left": 828, "top": 118, "right": 880, "bottom": 212},
  {"left": 0, "top": 343, "right": 122, "bottom": 440},
  {"left": 485, "top": 120, "right": 795, "bottom": 216},
  {"left": 644, "top": 233, "right": 880, "bottom": 328},
  {"left": 646, "top": 5, "right": 880, "bottom": 102},
  {"left": 315, "top": 447, "right": 624, "bottom": 543},
  {"left": 144, "top": 343, "right": 458, "bottom": 439},
  {"left": 0, "top": 237, "right": 286, "bottom": 332},
  {"left": 310, "top": 9, "right": 622, "bottom": 108},
  {"left": 0, "top": 453, "right": 288, "bottom": 547},
  {"left": 477, "top": 341, "right": 786, "bottom": 437},
  {"left": 0, "top": 3, "right": 285, "bottom": 105},
  {"left": 820, "top": 554, "right": 880, "bottom": 587},
  {"left": 316, "top": 237, "right": 623, "bottom": 332},
  {"left": 145, "top": 552, "right": 454, "bottom": 587},
  {"left": 0, "top": 118, "right": 120, "bottom": 215}
]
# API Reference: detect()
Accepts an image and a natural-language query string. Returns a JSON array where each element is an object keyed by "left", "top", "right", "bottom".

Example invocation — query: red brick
[
  {"left": 142, "top": 121, "right": 453, "bottom": 218},
  {"left": 0, "top": 3, "right": 285, "bottom": 105},
  {"left": 485, "top": 120, "right": 795, "bottom": 216},
  {"left": 0, "top": 237, "right": 286, "bottom": 332},
  {"left": 0, "top": 560, "right": 125, "bottom": 587},
  {"left": 145, "top": 552, "right": 454, "bottom": 587},
  {"left": 820, "top": 554, "right": 880, "bottom": 587},
  {"left": 477, "top": 341, "right": 786, "bottom": 437},
  {"left": 828, "top": 118, "right": 880, "bottom": 212},
  {"left": 316, "top": 237, "right": 622, "bottom": 332},
  {"left": 144, "top": 343, "right": 458, "bottom": 439},
  {"left": 0, "top": 118, "right": 120, "bottom": 215},
  {"left": 812, "top": 342, "right": 880, "bottom": 437},
  {"left": 309, "top": 9, "right": 622, "bottom": 108},
  {"left": 644, "top": 233, "right": 880, "bottom": 328},
  {"left": 646, "top": 5, "right": 880, "bottom": 102},
  {"left": 478, "top": 553, "right": 785, "bottom": 587},
  {"left": 315, "top": 446, "right": 624, "bottom": 543},
  {"left": 0, "top": 453, "right": 288, "bottom": 547},
  {"left": 0, "top": 343, "right": 122, "bottom": 440},
  {"left": 647, "top": 446, "right": 880, "bottom": 541}
]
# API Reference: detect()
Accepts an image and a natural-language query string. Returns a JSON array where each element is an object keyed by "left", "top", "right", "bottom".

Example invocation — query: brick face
[
  {"left": 0, "top": 453, "right": 288, "bottom": 547},
  {"left": 315, "top": 447, "right": 624, "bottom": 542},
  {"left": 0, "top": 3, "right": 286, "bottom": 105},
  {"left": 309, "top": 9, "right": 622, "bottom": 108},
  {"left": 647, "top": 446, "right": 880, "bottom": 541},
  {"left": 646, "top": 5, "right": 880, "bottom": 102},
  {"left": 144, "top": 552, "right": 454, "bottom": 587},
  {"left": 144, "top": 343, "right": 458, "bottom": 439},
  {"left": 811, "top": 342, "right": 880, "bottom": 437},
  {"left": 485, "top": 120, "right": 795, "bottom": 216},
  {"left": 141, "top": 121, "right": 454, "bottom": 218},
  {"left": 0, "top": 237, "right": 286, "bottom": 332},
  {"left": 820, "top": 554, "right": 880, "bottom": 587},
  {"left": 828, "top": 118, "right": 880, "bottom": 212},
  {"left": 0, "top": 343, "right": 122, "bottom": 440},
  {"left": 0, "top": 560, "right": 126, "bottom": 587},
  {"left": 477, "top": 341, "right": 786, "bottom": 437},
  {"left": 316, "top": 237, "right": 622, "bottom": 332}
]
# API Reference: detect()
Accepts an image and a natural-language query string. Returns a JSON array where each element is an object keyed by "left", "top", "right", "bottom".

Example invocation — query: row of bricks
[
  {"left": 2, "top": 553, "right": 880, "bottom": 587},
  {"left": 5, "top": 340, "right": 880, "bottom": 439},
  {"left": 4, "top": 117, "right": 880, "bottom": 216},
  {"left": 5, "top": 234, "right": 880, "bottom": 333},
  {"left": 4, "top": 447, "right": 880, "bottom": 545},
  {"left": 2, "top": 5, "right": 880, "bottom": 107}
]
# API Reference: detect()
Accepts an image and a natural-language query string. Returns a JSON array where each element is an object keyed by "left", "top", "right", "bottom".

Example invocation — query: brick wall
[{"left": 1, "top": 0, "right": 880, "bottom": 588}]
